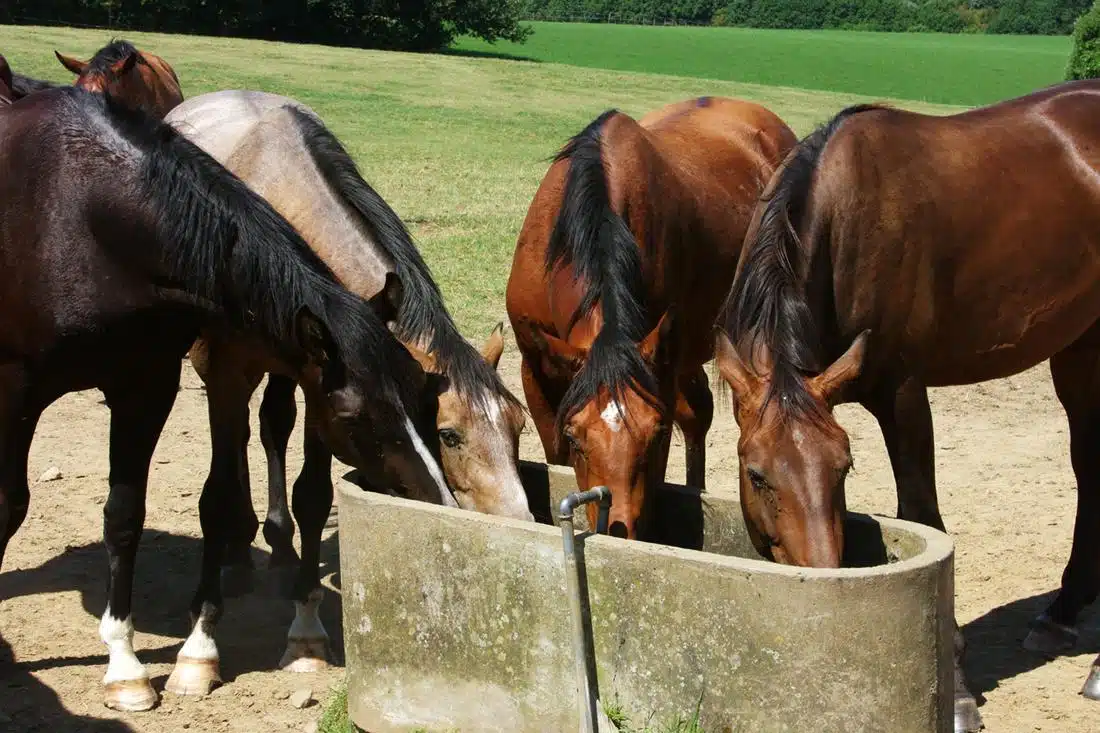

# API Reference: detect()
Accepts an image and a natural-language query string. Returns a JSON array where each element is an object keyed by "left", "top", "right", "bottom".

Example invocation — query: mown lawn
[
  {"left": 456, "top": 22, "right": 1070, "bottom": 106},
  {"left": 1, "top": 25, "right": 959, "bottom": 336}
]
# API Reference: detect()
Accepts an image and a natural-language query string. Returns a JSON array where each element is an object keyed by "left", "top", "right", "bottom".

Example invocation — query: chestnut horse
[
  {"left": 0, "top": 87, "right": 450, "bottom": 711},
  {"left": 56, "top": 39, "right": 182, "bottom": 118},
  {"left": 164, "top": 90, "right": 530, "bottom": 683},
  {"left": 508, "top": 97, "right": 795, "bottom": 539},
  {"left": 716, "top": 80, "right": 1100, "bottom": 731}
]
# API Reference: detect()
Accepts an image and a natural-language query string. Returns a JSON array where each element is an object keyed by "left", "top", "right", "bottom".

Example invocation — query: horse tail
[
  {"left": 723, "top": 103, "right": 880, "bottom": 392},
  {"left": 545, "top": 109, "right": 650, "bottom": 344},
  {"left": 285, "top": 105, "right": 516, "bottom": 409}
]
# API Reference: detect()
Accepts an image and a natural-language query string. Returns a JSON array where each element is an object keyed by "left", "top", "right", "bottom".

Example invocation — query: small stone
[
  {"left": 273, "top": 689, "right": 290, "bottom": 701},
  {"left": 302, "top": 722, "right": 318, "bottom": 733},
  {"left": 289, "top": 688, "right": 313, "bottom": 709},
  {"left": 38, "top": 467, "right": 62, "bottom": 482},
  {"left": 181, "top": 724, "right": 190, "bottom": 730}
]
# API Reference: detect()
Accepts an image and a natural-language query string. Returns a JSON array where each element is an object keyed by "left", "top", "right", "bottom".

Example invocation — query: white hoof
[
  {"left": 165, "top": 655, "right": 222, "bottom": 696},
  {"left": 104, "top": 678, "right": 157, "bottom": 711},
  {"left": 279, "top": 637, "right": 331, "bottom": 672}
]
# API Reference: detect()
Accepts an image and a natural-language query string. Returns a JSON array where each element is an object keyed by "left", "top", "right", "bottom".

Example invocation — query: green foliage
[
  {"left": 0, "top": 0, "right": 530, "bottom": 51},
  {"left": 317, "top": 685, "right": 353, "bottom": 733},
  {"left": 1066, "top": 0, "right": 1100, "bottom": 78},
  {"left": 520, "top": 0, "right": 1090, "bottom": 34}
]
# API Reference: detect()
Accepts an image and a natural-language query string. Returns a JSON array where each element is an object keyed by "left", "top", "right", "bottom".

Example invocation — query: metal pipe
[{"left": 559, "top": 486, "right": 611, "bottom": 733}]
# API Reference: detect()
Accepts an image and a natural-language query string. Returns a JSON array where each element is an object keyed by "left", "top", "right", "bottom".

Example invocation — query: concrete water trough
[{"left": 339, "top": 461, "right": 955, "bottom": 733}]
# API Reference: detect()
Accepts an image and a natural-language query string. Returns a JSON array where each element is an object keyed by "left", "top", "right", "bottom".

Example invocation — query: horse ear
[
  {"left": 715, "top": 330, "right": 760, "bottom": 403},
  {"left": 110, "top": 50, "right": 139, "bottom": 77},
  {"left": 516, "top": 318, "right": 585, "bottom": 379},
  {"left": 811, "top": 330, "right": 870, "bottom": 404},
  {"left": 481, "top": 322, "right": 505, "bottom": 369},
  {"left": 55, "top": 51, "right": 87, "bottom": 75},
  {"left": 366, "top": 272, "right": 404, "bottom": 327},
  {"left": 639, "top": 308, "right": 677, "bottom": 366},
  {"left": 0, "top": 55, "right": 12, "bottom": 93}
]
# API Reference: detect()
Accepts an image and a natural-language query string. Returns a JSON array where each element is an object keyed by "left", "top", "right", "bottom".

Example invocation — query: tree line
[
  {"left": 521, "top": 0, "right": 1092, "bottom": 34},
  {"left": 0, "top": 0, "right": 531, "bottom": 52}
]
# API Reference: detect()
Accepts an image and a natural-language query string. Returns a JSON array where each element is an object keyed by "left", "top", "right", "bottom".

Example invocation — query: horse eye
[
  {"left": 563, "top": 428, "right": 582, "bottom": 451},
  {"left": 747, "top": 468, "right": 771, "bottom": 492},
  {"left": 438, "top": 428, "right": 462, "bottom": 448}
]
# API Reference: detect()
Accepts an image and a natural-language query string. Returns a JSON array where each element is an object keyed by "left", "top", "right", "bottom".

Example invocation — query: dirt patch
[{"left": 1, "top": 343, "right": 1098, "bottom": 732}]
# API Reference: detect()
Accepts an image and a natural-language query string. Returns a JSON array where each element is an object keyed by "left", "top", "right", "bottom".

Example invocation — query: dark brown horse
[
  {"left": 0, "top": 87, "right": 451, "bottom": 712},
  {"left": 0, "top": 54, "right": 12, "bottom": 104},
  {"left": 507, "top": 97, "right": 796, "bottom": 539},
  {"left": 56, "top": 39, "right": 182, "bottom": 118},
  {"left": 716, "top": 80, "right": 1100, "bottom": 731}
]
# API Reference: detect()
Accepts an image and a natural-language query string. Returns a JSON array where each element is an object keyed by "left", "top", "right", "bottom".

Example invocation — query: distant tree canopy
[
  {"left": 521, "top": 0, "right": 1092, "bottom": 34},
  {"left": 0, "top": 0, "right": 531, "bottom": 51},
  {"left": 1067, "top": 0, "right": 1100, "bottom": 77}
]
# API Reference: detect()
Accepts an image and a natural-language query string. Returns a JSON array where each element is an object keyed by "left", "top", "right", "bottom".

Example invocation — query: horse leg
[
  {"left": 99, "top": 359, "right": 181, "bottom": 711},
  {"left": 520, "top": 355, "right": 567, "bottom": 465},
  {"left": 1026, "top": 348, "right": 1100, "bottom": 691},
  {"left": 166, "top": 366, "right": 257, "bottom": 697},
  {"left": 259, "top": 374, "right": 299, "bottom": 569},
  {"left": 0, "top": 365, "right": 41, "bottom": 569},
  {"left": 279, "top": 414, "right": 333, "bottom": 671},
  {"left": 862, "top": 380, "right": 979, "bottom": 731},
  {"left": 675, "top": 366, "right": 713, "bottom": 490}
]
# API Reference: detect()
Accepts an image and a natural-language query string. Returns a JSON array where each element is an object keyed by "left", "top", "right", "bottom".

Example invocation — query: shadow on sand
[{"left": 0, "top": 518, "right": 344, "bottom": 729}]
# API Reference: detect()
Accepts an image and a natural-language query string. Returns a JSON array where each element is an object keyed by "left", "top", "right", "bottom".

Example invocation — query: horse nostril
[{"left": 608, "top": 521, "right": 629, "bottom": 539}]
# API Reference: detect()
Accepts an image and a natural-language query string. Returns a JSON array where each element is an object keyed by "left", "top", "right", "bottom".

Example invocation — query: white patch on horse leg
[
  {"left": 99, "top": 608, "right": 146, "bottom": 684},
  {"left": 601, "top": 399, "right": 626, "bottom": 432},
  {"left": 165, "top": 611, "right": 223, "bottom": 697},
  {"left": 280, "top": 587, "right": 331, "bottom": 672},
  {"left": 403, "top": 413, "right": 458, "bottom": 507}
]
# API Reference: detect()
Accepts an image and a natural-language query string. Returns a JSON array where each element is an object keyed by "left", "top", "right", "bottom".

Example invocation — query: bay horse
[
  {"left": 507, "top": 97, "right": 796, "bottom": 539},
  {"left": 716, "top": 80, "right": 1100, "bottom": 731},
  {"left": 164, "top": 90, "right": 531, "bottom": 681},
  {"left": 0, "top": 87, "right": 452, "bottom": 712},
  {"left": 56, "top": 39, "right": 182, "bottom": 118}
]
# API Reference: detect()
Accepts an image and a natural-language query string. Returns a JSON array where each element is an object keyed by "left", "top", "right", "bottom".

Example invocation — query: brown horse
[
  {"left": 56, "top": 39, "right": 182, "bottom": 118},
  {"left": 716, "top": 80, "right": 1100, "bottom": 731},
  {"left": 0, "top": 54, "right": 12, "bottom": 104},
  {"left": 507, "top": 97, "right": 796, "bottom": 539}
]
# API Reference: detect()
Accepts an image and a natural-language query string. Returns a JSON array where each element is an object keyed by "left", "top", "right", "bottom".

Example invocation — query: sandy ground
[{"left": 1, "top": 342, "right": 1099, "bottom": 732}]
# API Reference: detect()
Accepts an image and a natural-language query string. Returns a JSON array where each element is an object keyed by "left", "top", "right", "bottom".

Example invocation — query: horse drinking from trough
[
  {"left": 507, "top": 97, "right": 796, "bottom": 539},
  {"left": 0, "top": 86, "right": 451, "bottom": 711},
  {"left": 164, "top": 90, "right": 531, "bottom": 680},
  {"left": 716, "top": 80, "right": 1100, "bottom": 731}
]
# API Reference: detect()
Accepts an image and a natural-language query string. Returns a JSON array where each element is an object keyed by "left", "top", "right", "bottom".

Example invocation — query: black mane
[
  {"left": 546, "top": 110, "right": 662, "bottom": 429},
  {"left": 86, "top": 39, "right": 139, "bottom": 77},
  {"left": 68, "top": 88, "right": 421, "bottom": 408},
  {"left": 721, "top": 103, "right": 881, "bottom": 421},
  {"left": 287, "top": 105, "right": 521, "bottom": 413},
  {"left": 11, "top": 73, "right": 57, "bottom": 98}
]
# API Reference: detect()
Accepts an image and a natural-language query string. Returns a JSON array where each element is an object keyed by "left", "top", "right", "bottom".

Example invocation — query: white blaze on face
[
  {"left": 601, "top": 399, "right": 626, "bottom": 433},
  {"left": 481, "top": 392, "right": 534, "bottom": 521},
  {"left": 403, "top": 413, "right": 458, "bottom": 507},
  {"left": 99, "top": 608, "right": 147, "bottom": 683}
]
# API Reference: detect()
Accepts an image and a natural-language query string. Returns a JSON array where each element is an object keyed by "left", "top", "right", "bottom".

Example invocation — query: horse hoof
[
  {"left": 164, "top": 656, "right": 222, "bottom": 697},
  {"left": 279, "top": 638, "right": 331, "bottom": 673},
  {"left": 1081, "top": 664, "right": 1100, "bottom": 701},
  {"left": 220, "top": 563, "right": 254, "bottom": 598},
  {"left": 104, "top": 678, "right": 158, "bottom": 712},
  {"left": 1023, "top": 614, "right": 1078, "bottom": 655},
  {"left": 953, "top": 694, "right": 984, "bottom": 732}
]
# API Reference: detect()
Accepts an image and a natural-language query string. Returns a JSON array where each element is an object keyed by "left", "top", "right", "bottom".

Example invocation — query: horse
[
  {"left": 55, "top": 39, "right": 182, "bottom": 118},
  {"left": 163, "top": 90, "right": 531, "bottom": 681},
  {"left": 0, "top": 54, "right": 57, "bottom": 100},
  {"left": 0, "top": 86, "right": 453, "bottom": 712},
  {"left": 715, "top": 80, "right": 1100, "bottom": 731},
  {"left": 0, "top": 54, "right": 12, "bottom": 104},
  {"left": 507, "top": 97, "right": 796, "bottom": 540}
]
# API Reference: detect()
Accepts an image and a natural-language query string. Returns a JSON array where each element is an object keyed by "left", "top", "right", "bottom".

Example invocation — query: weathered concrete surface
[{"left": 340, "top": 462, "right": 954, "bottom": 733}]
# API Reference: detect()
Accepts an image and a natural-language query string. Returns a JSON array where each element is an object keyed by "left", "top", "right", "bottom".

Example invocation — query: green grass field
[
  {"left": 1, "top": 25, "right": 960, "bottom": 337},
  {"left": 456, "top": 22, "right": 1070, "bottom": 106}
]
